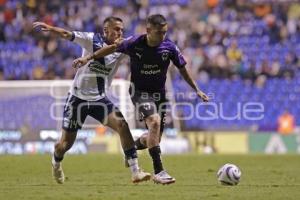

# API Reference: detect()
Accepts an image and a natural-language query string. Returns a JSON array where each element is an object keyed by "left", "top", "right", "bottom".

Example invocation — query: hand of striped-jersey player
[
  {"left": 32, "top": 22, "right": 52, "bottom": 32},
  {"left": 197, "top": 91, "right": 209, "bottom": 102},
  {"left": 73, "top": 57, "right": 89, "bottom": 69}
]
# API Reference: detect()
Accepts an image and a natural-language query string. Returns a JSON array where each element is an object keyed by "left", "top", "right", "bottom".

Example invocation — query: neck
[
  {"left": 146, "top": 35, "right": 159, "bottom": 47},
  {"left": 103, "top": 35, "right": 113, "bottom": 45}
]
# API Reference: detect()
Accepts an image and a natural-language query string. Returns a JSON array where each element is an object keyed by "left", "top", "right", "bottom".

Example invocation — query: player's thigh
[
  {"left": 89, "top": 97, "right": 119, "bottom": 126},
  {"left": 62, "top": 94, "right": 89, "bottom": 131},
  {"left": 132, "top": 92, "right": 158, "bottom": 120}
]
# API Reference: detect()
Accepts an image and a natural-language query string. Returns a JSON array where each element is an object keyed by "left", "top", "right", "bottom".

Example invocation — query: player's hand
[
  {"left": 32, "top": 21, "right": 52, "bottom": 32},
  {"left": 197, "top": 91, "right": 209, "bottom": 102},
  {"left": 114, "top": 38, "right": 124, "bottom": 46},
  {"left": 73, "top": 57, "right": 89, "bottom": 69}
]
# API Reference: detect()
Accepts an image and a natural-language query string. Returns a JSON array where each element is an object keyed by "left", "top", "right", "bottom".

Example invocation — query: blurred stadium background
[{"left": 1, "top": 0, "right": 300, "bottom": 155}]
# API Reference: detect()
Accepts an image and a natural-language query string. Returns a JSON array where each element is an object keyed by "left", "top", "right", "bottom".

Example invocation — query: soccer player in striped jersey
[
  {"left": 33, "top": 17, "right": 151, "bottom": 184},
  {"left": 73, "top": 14, "right": 209, "bottom": 185}
]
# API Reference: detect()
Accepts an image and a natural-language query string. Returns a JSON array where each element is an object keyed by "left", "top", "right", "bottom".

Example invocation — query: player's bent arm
[
  {"left": 178, "top": 67, "right": 209, "bottom": 102},
  {"left": 72, "top": 44, "right": 118, "bottom": 68},
  {"left": 87, "top": 44, "right": 118, "bottom": 61}
]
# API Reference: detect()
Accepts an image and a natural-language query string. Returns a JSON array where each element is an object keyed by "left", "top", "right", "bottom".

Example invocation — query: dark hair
[
  {"left": 146, "top": 14, "right": 167, "bottom": 26},
  {"left": 103, "top": 17, "right": 123, "bottom": 25}
]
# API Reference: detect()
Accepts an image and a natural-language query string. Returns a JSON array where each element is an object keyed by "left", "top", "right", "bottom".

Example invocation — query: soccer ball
[{"left": 217, "top": 163, "right": 241, "bottom": 186}]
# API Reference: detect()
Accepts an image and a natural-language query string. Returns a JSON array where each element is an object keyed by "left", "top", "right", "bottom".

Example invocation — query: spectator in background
[
  {"left": 269, "top": 60, "right": 281, "bottom": 78},
  {"left": 207, "top": 0, "right": 219, "bottom": 9},
  {"left": 32, "top": 65, "right": 45, "bottom": 80},
  {"left": 259, "top": 60, "right": 271, "bottom": 78},
  {"left": 277, "top": 110, "right": 295, "bottom": 135},
  {"left": 254, "top": 3, "right": 271, "bottom": 18},
  {"left": 226, "top": 40, "right": 242, "bottom": 62},
  {"left": 226, "top": 40, "right": 243, "bottom": 78},
  {"left": 265, "top": 14, "right": 281, "bottom": 43},
  {"left": 243, "top": 60, "right": 258, "bottom": 84}
]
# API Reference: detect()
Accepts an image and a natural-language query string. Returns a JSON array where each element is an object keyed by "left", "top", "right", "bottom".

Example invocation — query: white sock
[{"left": 127, "top": 158, "right": 140, "bottom": 174}]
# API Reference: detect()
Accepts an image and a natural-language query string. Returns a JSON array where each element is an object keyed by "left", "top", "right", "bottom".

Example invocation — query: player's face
[
  {"left": 104, "top": 21, "right": 124, "bottom": 44},
  {"left": 147, "top": 24, "right": 168, "bottom": 45}
]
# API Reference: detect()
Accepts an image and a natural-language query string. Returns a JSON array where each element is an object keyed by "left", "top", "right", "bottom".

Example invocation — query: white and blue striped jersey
[{"left": 69, "top": 31, "right": 125, "bottom": 101}]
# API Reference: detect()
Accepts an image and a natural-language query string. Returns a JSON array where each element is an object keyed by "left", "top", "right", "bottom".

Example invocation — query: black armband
[{"left": 70, "top": 32, "right": 75, "bottom": 41}]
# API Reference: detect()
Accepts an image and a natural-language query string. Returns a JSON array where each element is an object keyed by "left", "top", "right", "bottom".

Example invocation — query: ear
[
  {"left": 146, "top": 27, "right": 151, "bottom": 34},
  {"left": 103, "top": 27, "right": 108, "bottom": 35}
]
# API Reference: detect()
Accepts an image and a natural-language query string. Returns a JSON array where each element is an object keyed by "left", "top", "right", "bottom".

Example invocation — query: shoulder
[
  {"left": 164, "top": 38, "right": 175, "bottom": 45},
  {"left": 162, "top": 38, "right": 181, "bottom": 52},
  {"left": 117, "top": 35, "right": 144, "bottom": 51},
  {"left": 123, "top": 35, "right": 144, "bottom": 44},
  {"left": 93, "top": 33, "right": 105, "bottom": 43}
]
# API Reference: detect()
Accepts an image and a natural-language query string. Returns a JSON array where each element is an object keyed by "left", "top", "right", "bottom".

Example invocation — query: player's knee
[
  {"left": 140, "top": 133, "right": 148, "bottom": 141},
  {"left": 62, "top": 141, "right": 73, "bottom": 151},
  {"left": 56, "top": 140, "right": 73, "bottom": 152},
  {"left": 108, "top": 112, "right": 130, "bottom": 132},
  {"left": 146, "top": 114, "right": 161, "bottom": 131},
  {"left": 54, "top": 142, "right": 61, "bottom": 151},
  {"left": 140, "top": 133, "right": 148, "bottom": 145},
  {"left": 107, "top": 119, "right": 132, "bottom": 139}
]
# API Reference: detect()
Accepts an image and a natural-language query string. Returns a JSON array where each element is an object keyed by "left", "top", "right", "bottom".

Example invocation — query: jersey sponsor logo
[
  {"left": 141, "top": 69, "right": 161, "bottom": 75},
  {"left": 141, "top": 64, "right": 161, "bottom": 75},
  {"left": 88, "top": 60, "right": 112, "bottom": 75},
  {"left": 143, "top": 64, "right": 158, "bottom": 69}
]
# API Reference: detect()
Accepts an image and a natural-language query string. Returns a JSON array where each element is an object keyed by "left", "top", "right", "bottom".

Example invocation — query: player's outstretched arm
[
  {"left": 72, "top": 44, "right": 118, "bottom": 68},
  {"left": 178, "top": 67, "right": 209, "bottom": 102},
  {"left": 32, "top": 22, "right": 73, "bottom": 40}
]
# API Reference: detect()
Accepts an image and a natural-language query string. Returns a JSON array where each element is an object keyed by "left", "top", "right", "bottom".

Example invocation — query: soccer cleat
[
  {"left": 52, "top": 162, "right": 65, "bottom": 184},
  {"left": 153, "top": 170, "right": 176, "bottom": 185},
  {"left": 131, "top": 169, "right": 151, "bottom": 183}
]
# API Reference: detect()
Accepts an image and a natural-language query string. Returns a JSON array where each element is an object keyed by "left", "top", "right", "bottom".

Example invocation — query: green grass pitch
[{"left": 0, "top": 154, "right": 299, "bottom": 200}]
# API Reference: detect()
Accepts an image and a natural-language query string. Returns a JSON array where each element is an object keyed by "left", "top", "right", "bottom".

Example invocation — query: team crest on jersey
[{"left": 161, "top": 51, "right": 169, "bottom": 61}]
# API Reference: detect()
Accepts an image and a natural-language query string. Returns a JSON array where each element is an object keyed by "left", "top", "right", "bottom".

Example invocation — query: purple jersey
[{"left": 116, "top": 34, "right": 186, "bottom": 92}]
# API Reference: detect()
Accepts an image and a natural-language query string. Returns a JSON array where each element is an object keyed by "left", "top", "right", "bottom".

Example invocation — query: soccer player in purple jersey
[{"left": 73, "top": 14, "right": 209, "bottom": 185}]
